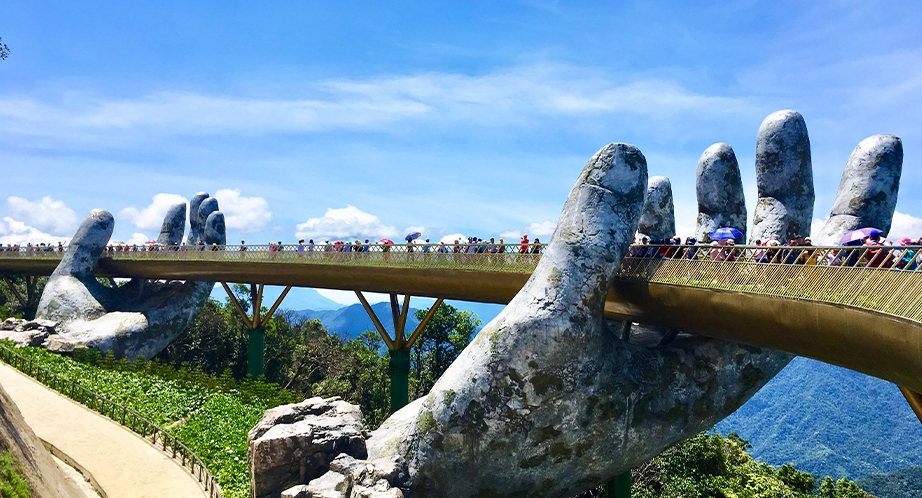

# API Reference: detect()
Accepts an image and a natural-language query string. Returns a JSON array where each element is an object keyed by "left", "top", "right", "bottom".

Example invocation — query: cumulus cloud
[
  {"left": 0, "top": 217, "right": 68, "bottom": 245},
  {"left": 440, "top": 233, "right": 466, "bottom": 244},
  {"left": 295, "top": 206, "right": 398, "bottom": 241},
  {"left": 119, "top": 193, "right": 188, "bottom": 232},
  {"left": 6, "top": 196, "right": 78, "bottom": 234},
  {"left": 889, "top": 211, "right": 922, "bottom": 240},
  {"left": 500, "top": 221, "right": 557, "bottom": 240},
  {"left": 214, "top": 189, "right": 271, "bottom": 232}
]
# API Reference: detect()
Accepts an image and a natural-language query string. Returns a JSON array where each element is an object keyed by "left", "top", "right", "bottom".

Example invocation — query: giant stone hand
[
  {"left": 36, "top": 192, "right": 225, "bottom": 359},
  {"left": 353, "top": 111, "right": 903, "bottom": 498}
]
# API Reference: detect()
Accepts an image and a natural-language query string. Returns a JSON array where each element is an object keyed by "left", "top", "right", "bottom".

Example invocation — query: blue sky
[{"left": 3, "top": 1, "right": 922, "bottom": 303}]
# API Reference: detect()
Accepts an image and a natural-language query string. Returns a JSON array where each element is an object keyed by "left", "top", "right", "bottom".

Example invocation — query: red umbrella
[{"left": 380, "top": 239, "right": 394, "bottom": 245}]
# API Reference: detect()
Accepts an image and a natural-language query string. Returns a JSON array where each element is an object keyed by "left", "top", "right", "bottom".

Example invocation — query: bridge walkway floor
[{"left": 0, "top": 363, "right": 209, "bottom": 498}]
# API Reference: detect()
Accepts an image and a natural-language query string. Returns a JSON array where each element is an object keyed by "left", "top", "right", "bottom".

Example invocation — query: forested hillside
[{"left": 718, "top": 357, "right": 922, "bottom": 479}]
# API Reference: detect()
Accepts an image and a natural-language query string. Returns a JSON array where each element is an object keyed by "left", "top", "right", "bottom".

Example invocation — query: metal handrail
[
  {"left": 617, "top": 244, "right": 922, "bottom": 324},
  {"left": 0, "top": 343, "right": 223, "bottom": 498}
]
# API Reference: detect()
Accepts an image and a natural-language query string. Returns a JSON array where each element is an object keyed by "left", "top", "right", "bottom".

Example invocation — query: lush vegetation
[
  {"left": 857, "top": 466, "right": 922, "bottom": 498},
  {"left": 628, "top": 431, "right": 871, "bottom": 498},
  {"left": 0, "top": 450, "right": 31, "bottom": 498},
  {"left": 0, "top": 282, "right": 881, "bottom": 497}
]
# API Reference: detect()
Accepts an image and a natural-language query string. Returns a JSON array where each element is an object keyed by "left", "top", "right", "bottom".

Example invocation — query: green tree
[
  {"left": 409, "top": 303, "right": 479, "bottom": 398},
  {"left": 0, "top": 37, "right": 9, "bottom": 60}
]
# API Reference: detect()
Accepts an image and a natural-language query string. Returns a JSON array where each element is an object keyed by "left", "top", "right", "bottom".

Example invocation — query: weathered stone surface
[
  {"left": 360, "top": 143, "right": 790, "bottom": 497},
  {"left": 204, "top": 211, "right": 226, "bottom": 246},
  {"left": 751, "top": 110, "right": 814, "bottom": 242},
  {"left": 35, "top": 194, "right": 224, "bottom": 359},
  {"left": 813, "top": 134, "right": 903, "bottom": 245},
  {"left": 186, "top": 192, "right": 211, "bottom": 246},
  {"left": 637, "top": 176, "right": 676, "bottom": 241},
  {"left": 0, "top": 318, "right": 57, "bottom": 347},
  {"left": 249, "top": 397, "right": 369, "bottom": 498},
  {"left": 157, "top": 203, "right": 186, "bottom": 246},
  {"left": 696, "top": 143, "right": 747, "bottom": 242}
]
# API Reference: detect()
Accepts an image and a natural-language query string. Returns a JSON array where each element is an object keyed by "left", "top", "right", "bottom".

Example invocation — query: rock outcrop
[
  {"left": 637, "top": 176, "right": 675, "bottom": 241},
  {"left": 248, "top": 397, "right": 372, "bottom": 498},
  {"left": 751, "top": 110, "right": 814, "bottom": 242},
  {"left": 0, "top": 318, "right": 58, "bottom": 347},
  {"left": 695, "top": 143, "right": 747, "bottom": 242}
]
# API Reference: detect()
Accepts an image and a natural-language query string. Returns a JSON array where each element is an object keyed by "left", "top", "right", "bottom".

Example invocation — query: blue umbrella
[
  {"left": 710, "top": 227, "right": 744, "bottom": 241},
  {"left": 405, "top": 232, "right": 422, "bottom": 242},
  {"left": 840, "top": 227, "right": 883, "bottom": 246}
]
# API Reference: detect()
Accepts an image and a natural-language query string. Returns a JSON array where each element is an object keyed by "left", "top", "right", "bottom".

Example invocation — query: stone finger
[
  {"left": 186, "top": 192, "right": 210, "bottom": 245},
  {"left": 157, "top": 203, "right": 187, "bottom": 246},
  {"left": 637, "top": 176, "right": 676, "bottom": 241},
  {"left": 696, "top": 143, "right": 746, "bottom": 242},
  {"left": 750, "top": 110, "right": 814, "bottom": 243},
  {"left": 813, "top": 134, "right": 902, "bottom": 245}
]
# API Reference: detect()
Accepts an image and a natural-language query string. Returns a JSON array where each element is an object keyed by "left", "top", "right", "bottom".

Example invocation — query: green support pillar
[
  {"left": 606, "top": 471, "right": 631, "bottom": 498},
  {"left": 388, "top": 349, "right": 411, "bottom": 413},
  {"left": 23, "top": 307, "right": 37, "bottom": 320},
  {"left": 247, "top": 327, "right": 266, "bottom": 379}
]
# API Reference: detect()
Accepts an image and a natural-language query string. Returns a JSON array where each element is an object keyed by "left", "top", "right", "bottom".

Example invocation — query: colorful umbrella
[
  {"left": 380, "top": 239, "right": 394, "bottom": 245},
  {"left": 840, "top": 227, "right": 883, "bottom": 246},
  {"left": 710, "top": 227, "right": 744, "bottom": 241},
  {"left": 405, "top": 232, "right": 422, "bottom": 242}
]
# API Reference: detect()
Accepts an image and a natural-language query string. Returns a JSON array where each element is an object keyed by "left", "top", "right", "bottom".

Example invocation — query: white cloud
[
  {"left": 6, "top": 196, "right": 78, "bottom": 234},
  {"left": 810, "top": 212, "right": 922, "bottom": 241},
  {"left": 118, "top": 193, "right": 188, "bottom": 232},
  {"left": 214, "top": 189, "right": 271, "bottom": 232},
  {"left": 0, "top": 217, "right": 68, "bottom": 246},
  {"left": 500, "top": 221, "right": 557, "bottom": 241},
  {"left": 125, "top": 233, "right": 152, "bottom": 245},
  {"left": 295, "top": 206, "right": 398, "bottom": 241},
  {"left": 889, "top": 211, "right": 922, "bottom": 240},
  {"left": 440, "top": 233, "right": 467, "bottom": 244}
]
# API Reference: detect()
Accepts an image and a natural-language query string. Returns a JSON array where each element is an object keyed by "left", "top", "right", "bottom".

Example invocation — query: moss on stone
[
  {"left": 530, "top": 372, "right": 563, "bottom": 396},
  {"left": 418, "top": 410, "right": 438, "bottom": 434}
]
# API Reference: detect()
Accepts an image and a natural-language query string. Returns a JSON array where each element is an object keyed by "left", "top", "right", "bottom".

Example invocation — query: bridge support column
[
  {"left": 3, "top": 276, "right": 43, "bottom": 320},
  {"left": 222, "top": 282, "right": 292, "bottom": 379},
  {"left": 355, "top": 291, "right": 443, "bottom": 413},
  {"left": 606, "top": 471, "right": 631, "bottom": 498}
]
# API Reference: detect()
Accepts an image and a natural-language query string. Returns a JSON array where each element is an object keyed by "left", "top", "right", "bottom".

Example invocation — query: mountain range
[{"left": 718, "top": 356, "right": 922, "bottom": 480}]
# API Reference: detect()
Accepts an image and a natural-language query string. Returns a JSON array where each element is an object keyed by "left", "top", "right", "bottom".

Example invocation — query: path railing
[{"left": 0, "top": 343, "right": 223, "bottom": 498}]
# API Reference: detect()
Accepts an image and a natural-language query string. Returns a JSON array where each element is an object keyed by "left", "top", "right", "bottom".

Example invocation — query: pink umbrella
[{"left": 380, "top": 238, "right": 394, "bottom": 244}]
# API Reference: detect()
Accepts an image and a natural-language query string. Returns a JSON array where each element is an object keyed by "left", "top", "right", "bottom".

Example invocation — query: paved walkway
[{"left": 0, "top": 363, "right": 208, "bottom": 498}]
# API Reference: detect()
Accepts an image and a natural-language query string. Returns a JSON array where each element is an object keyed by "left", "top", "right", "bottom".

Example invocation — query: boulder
[
  {"left": 696, "top": 143, "right": 747, "bottom": 242},
  {"left": 0, "top": 318, "right": 58, "bottom": 347},
  {"left": 249, "top": 397, "right": 369, "bottom": 498}
]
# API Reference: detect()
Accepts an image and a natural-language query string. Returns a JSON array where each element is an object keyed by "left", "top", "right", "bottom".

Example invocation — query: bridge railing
[
  {"left": 618, "top": 244, "right": 922, "bottom": 323},
  {"left": 0, "top": 343, "right": 224, "bottom": 498}
]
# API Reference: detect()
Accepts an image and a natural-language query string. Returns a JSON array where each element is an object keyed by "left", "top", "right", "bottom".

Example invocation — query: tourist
[
  {"left": 298, "top": 239, "right": 305, "bottom": 254},
  {"left": 520, "top": 234, "right": 529, "bottom": 254},
  {"left": 240, "top": 240, "right": 247, "bottom": 252},
  {"left": 531, "top": 238, "right": 542, "bottom": 254}
]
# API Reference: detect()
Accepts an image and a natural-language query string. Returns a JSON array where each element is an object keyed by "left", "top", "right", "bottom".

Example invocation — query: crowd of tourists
[
  {"left": 630, "top": 232, "right": 922, "bottom": 269},
  {"left": 244, "top": 234, "right": 546, "bottom": 255}
]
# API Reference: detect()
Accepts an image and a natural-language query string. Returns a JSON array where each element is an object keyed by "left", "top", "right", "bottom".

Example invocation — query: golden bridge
[{"left": 2, "top": 243, "right": 922, "bottom": 422}]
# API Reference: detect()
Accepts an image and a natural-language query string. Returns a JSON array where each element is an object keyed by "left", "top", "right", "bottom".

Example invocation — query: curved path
[{"left": 0, "top": 363, "right": 208, "bottom": 498}]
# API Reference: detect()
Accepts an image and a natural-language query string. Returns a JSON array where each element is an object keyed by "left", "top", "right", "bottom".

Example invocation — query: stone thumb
[
  {"left": 510, "top": 143, "right": 647, "bottom": 319},
  {"left": 53, "top": 209, "right": 114, "bottom": 279}
]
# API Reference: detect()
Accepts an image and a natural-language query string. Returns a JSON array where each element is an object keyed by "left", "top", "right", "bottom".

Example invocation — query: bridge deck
[{"left": 3, "top": 244, "right": 922, "bottom": 394}]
